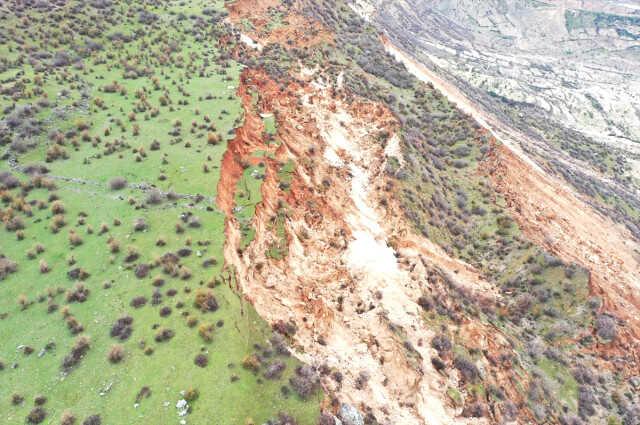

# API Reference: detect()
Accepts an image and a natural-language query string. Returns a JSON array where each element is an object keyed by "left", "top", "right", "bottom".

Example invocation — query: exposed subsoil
[
  {"left": 217, "top": 67, "right": 527, "bottom": 424},
  {"left": 218, "top": 4, "right": 640, "bottom": 423},
  {"left": 227, "top": 0, "right": 332, "bottom": 49}
]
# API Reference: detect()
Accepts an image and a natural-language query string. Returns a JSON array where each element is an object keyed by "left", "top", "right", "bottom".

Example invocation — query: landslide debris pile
[{"left": 217, "top": 0, "right": 640, "bottom": 423}]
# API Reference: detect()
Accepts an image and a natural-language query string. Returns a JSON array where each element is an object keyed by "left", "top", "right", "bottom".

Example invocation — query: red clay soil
[
  {"left": 226, "top": 0, "right": 332, "bottom": 49},
  {"left": 216, "top": 73, "right": 268, "bottom": 216},
  {"left": 226, "top": 0, "right": 280, "bottom": 21},
  {"left": 216, "top": 68, "right": 534, "bottom": 424}
]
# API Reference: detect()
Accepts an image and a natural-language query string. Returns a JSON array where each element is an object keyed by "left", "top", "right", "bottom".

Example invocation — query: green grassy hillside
[{"left": 0, "top": 1, "right": 320, "bottom": 424}]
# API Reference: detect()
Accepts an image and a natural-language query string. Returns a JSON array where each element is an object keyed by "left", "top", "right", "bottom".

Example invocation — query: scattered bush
[
  {"left": 12, "top": 393, "right": 24, "bottom": 405},
  {"left": 270, "top": 333, "right": 290, "bottom": 356},
  {"left": 198, "top": 323, "right": 214, "bottom": 342},
  {"left": 431, "top": 356, "right": 446, "bottom": 372},
  {"left": 108, "top": 177, "right": 127, "bottom": 190},
  {"left": 134, "top": 263, "right": 150, "bottom": 279},
  {"left": 264, "top": 360, "right": 286, "bottom": 380},
  {"left": 355, "top": 371, "right": 370, "bottom": 390},
  {"left": 109, "top": 239, "right": 120, "bottom": 253},
  {"left": 107, "top": 344, "right": 124, "bottom": 363},
  {"left": 125, "top": 247, "right": 141, "bottom": 263},
  {"left": 242, "top": 355, "right": 262, "bottom": 373},
  {"left": 453, "top": 356, "right": 479, "bottom": 383},
  {"left": 51, "top": 200, "right": 65, "bottom": 214},
  {"left": 27, "top": 407, "right": 47, "bottom": 424},
  {"left": 289, "top": 366, "right": 320, "bottom": 399},
  {"left": 0, "top": 172, "right": 20, "bottom": 189},
  {"left": 98, "top": 223, "right": 109, "bottom": 235},
  {"left": 66, "top": 283, "right": 90, "bottom": 303},
  {"left": 578, "top": 386, "right": 597, "bottom": 418},
  {"left": 319, "top": 414, "right": 336, "bottom": 425},
  {"left": 67, "top": 267, "right": 90, "bottom": 280},
  {"left": 60, "top": 410, "right": 76, "bottom": 425},
  {"left": 17, "top": 293, "right": 30, "bottom": 310},
  {"left": 61, "top": 336, "right": 91, "bottom": 371},
  {"left": 186, "top": 316, "right": 198, "bottom": 328},
  {"left": 110, "top": 316, "right": 133, "bottom": 340},
  {"left": 179, "top": 266, "right": 192, "bottom": 280},
  {"left": 272, "top": 320, "right": 297, "bottom": 337},
  {"left": 133, "top": 218, "right": 147, "bottom": 232},
  {"left": 417, "top": 295, "right": 433, "bottom": 311},
  {"left": 194, "top": 289, "right": 218, "bottom": 312},
  {"left": 595, "top": 314, "right": 617, "bottom": 341},
  {"left": 82, "top": 415, "right": 101, "bottom": 425},
  {"left": 0, "top": 256, "right": 18, "bottom": 280},
  {"left": 572, "top": 366, "right": 595, "bottom": 386},
  {"left": 431, "top": 334, "right": 452, "bottom": 354},
  {"left": 273, "top": 413, "right": 299, "bottom": 425},
  {"left": 130, "top": 296, "right": 147, "bottom": 308},
  {"left": 462, "top": 402, "right": 487, "bottom": 418},
  {"left": 188, "top": 216, "right": 201, "bottom": 228},
  {"left": 65, "top": 316, "right": 84, "bottom": 335},
  {"left": 151, "top": 290, "right": 162, "bottom": 306},
  {"left": 145, "top": 190, "right": 164, "bottom": 205},
  {"left": 184, "top": 387, "right": 199, "bottom": 402},
  {"left": 154, "top": 327, "right": 174, "bottom": 342},
  {"left": 135, "top": 387, "right": 152, "bottom": 403},
  {"left": 5, "top": 216, "right": 25, "bottom": 232},
  {"left": 39, "top": 259, "right": 50, "bottom": 273},
  {"left": 194, "top": 354, "right": 208, "bottom": 368},
  {"left": 68, "top": 231, "right": 83, "bottom": 247}
]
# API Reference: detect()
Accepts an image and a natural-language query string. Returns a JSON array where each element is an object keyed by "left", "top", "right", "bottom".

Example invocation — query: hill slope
[{"left": 1, "top": 1, "right": 639, "bottom": 424}]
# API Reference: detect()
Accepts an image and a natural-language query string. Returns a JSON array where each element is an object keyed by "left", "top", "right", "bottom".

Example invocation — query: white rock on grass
[{"left": 176, "top": 399, "right": 189, "bottom": 417}]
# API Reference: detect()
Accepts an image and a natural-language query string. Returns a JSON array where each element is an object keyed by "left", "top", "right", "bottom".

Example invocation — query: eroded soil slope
[
  {"left": 485, "top": 144, "right": 640, "bottom": 364},
  {"left": 216, "top": 0, "right": 640, "bottom": 423},
  {"left": 217, "top": 65, "right": 532, "bottom": 423},
  {"left": 384, "top": 35, "right": 640, "bottom": 363}
]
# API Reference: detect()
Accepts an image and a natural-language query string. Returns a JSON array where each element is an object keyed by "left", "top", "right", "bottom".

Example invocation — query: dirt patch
[{"left": 226, "top": 0, "right": 332, "bottom": 49}]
